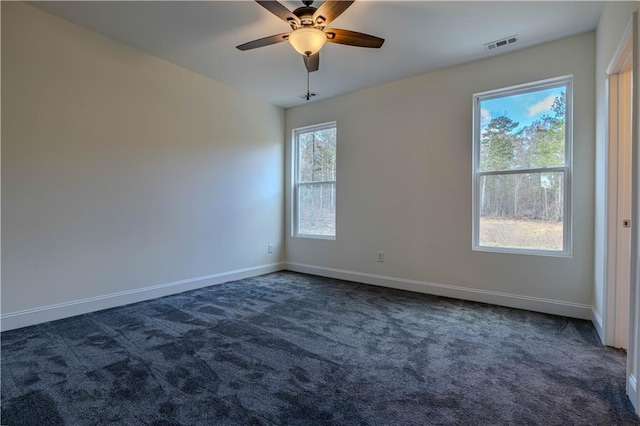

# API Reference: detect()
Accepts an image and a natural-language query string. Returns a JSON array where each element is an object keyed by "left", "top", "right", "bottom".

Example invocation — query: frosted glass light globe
[{"left": 288, "top": 27, "right": 327, "bottom": 56}]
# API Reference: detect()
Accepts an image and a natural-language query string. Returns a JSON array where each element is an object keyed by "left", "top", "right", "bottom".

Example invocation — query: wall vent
[{"left": 485, "top": 35, "right": 518, "bottom": 51}]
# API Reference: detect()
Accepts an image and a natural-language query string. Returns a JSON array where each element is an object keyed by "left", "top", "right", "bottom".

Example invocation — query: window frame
[
  {"left": 472, "top": 75, "right": 573, "bottom": 257},
  {"left": 292, "top": 121, "right": 337, "bottom": 240}
]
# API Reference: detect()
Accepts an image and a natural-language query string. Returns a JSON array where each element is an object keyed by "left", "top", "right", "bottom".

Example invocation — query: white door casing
[{"left": 626, "top": 10, "right": 639, "bottom": 414}]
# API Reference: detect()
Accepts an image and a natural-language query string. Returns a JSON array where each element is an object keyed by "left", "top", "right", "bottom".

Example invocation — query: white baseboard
[
  {"left": 629, "top": 374, "right": 638, "bottom": 413},
  {"left": 591, "top": 307, "right": 605, "bottom": 344},
  {"left": 1, "top": 261, "right": 594, "bottom": 332},
  {"left": 286, "top": 262, "right": 592, "bottom": 320},
  {"left": 1, "top": 262, "right": 286, "bottom": 332}
]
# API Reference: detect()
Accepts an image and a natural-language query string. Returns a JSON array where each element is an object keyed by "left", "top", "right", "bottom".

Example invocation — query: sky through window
[{"left": 480, "top": 86, "right": 564, "bottom": 131}]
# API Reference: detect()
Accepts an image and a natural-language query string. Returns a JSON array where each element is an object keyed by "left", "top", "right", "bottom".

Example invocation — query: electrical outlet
[
  {"left": 268, "top": 244, "right": 273, "bottom": 253},
  {"left": 377, "top": 251, "right": 384, "bottom": 262}
]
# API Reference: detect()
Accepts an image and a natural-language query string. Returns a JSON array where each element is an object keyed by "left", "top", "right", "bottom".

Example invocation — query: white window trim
[
  {"left": 292, "top": 121, "right": 337, "bottom": 240},
  {"left": 472, "top": 75, "right": 573, "bottom": 257}
]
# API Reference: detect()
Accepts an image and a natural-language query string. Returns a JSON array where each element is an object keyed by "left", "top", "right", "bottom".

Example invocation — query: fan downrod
[{"left": 302, "top": 1, "right": 314, "bottom": 6}]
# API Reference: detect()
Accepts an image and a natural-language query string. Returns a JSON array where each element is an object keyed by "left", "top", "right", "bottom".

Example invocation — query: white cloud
[
  {"left": 526, "top": 95, "right": 556, "bottom": 117},
  {"left": 481, "top": 108, "right": 491, "bottom": 124}
]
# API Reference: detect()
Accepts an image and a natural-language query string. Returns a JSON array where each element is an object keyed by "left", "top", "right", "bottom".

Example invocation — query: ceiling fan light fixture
[{"left": 288, "top": 27, "right": 327, "bottom": 56}]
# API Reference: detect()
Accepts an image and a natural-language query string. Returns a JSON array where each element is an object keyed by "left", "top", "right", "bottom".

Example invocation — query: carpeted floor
[{"left": 1, "top": 271, "right": 639, "bottom": 425}]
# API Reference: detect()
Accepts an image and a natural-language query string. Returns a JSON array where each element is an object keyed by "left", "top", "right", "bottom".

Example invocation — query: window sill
[
  {"left": 294, "top": 234, "right": 336, "bottom": 241},
  {"left": 472, "top": 245, "right": 572, "bottom": 258}
]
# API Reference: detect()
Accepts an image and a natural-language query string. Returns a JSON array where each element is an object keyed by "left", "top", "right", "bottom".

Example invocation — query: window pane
[
  {"left": 479, "top": 172, "right": 564, "bottom": 251},
  {"left": 298, "top": 183, "right": 335, "bottom": 236},
  {"left": 479, "top": 86, "right": 566, "bottom": 171},
  {"left": 298, "top": 127, "right": 336, "bottom": 183}
]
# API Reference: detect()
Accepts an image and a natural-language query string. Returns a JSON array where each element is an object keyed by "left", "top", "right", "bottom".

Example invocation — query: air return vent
[{"left": 485, "top": 35, "right": 518, "bottom": 51}]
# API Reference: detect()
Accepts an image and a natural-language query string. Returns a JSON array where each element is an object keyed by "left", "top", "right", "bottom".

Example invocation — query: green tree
[
  {"left": 514, "top": 92, "right": 565, "bottom": 220},
  {"left": 480, "top": 116, "right": 519, "bottom": 171},
  {"left": 297, "top": 128, "right": 336, "bottom": 232},
  {"left": 479, "top": 92, "right": 566, "bottom": 224},
  {"left": 479, "top": 116, "right": 518, "bottom": 217}
]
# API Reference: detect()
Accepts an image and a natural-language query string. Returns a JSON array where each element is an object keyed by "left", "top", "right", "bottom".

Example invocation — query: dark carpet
[{"left": 1, "top": 271, "right": 638, "bottom": 425}]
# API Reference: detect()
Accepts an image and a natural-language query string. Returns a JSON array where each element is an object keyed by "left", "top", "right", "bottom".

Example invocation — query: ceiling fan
[{"left": 236, "top": 0, "right": 385, "bottom": 73}]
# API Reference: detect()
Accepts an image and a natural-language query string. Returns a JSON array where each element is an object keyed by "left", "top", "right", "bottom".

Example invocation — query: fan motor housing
[{"left": 293, "top": 6, "right": 317, "bottom": 25}]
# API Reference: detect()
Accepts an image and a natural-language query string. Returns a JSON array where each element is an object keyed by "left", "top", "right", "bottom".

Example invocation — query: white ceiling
[{"left": 29, "top": 1, "right": 604, "bottom": 108}]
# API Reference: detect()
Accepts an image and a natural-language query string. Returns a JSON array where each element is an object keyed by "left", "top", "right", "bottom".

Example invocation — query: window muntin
[
  {"left": 293, "top": 122, "right": 336, "bottom": 238},
  {"left": 473, "top": 76, "right": 572, "bottom": 256}
]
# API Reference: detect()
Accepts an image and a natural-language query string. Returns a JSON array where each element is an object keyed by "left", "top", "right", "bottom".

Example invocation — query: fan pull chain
[{"left": 306, "top": 70, "right": 311, "bottom": 101}]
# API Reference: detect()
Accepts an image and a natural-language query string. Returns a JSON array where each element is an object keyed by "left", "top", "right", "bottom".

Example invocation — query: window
[
  {"left": 293, "top": 122, "right": 337, "bottom": 238},
  {"left": 472, "top": 76, "right": 572, "bottom": 255}
]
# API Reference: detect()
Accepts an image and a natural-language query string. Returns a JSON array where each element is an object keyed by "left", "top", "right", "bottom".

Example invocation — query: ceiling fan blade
[
  {"left": 325, "top": 28, "right": 385, "bottom": 48},
  {"left": 236, "top": 33, "right": 290, "bottom": 51},
  {"left": 303, "top": 53, "right": 320, "bottom": 72},
  {"left": 313, "top": 1, "right": 355, "bottom": 27},
  {"left": 255, "top": 1, "right": 300, "bottom": 27}
]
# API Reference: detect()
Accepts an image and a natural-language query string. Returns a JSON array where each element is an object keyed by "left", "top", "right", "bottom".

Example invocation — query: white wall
[
  {"left": 593, "top": 1, "right": 639, "bottom": 342},
  {"left": 1, "top": 2, "right": 285, "bottom": 329},
  {"left": 286, "top": 33, "right": 596, "bottom": 318}
]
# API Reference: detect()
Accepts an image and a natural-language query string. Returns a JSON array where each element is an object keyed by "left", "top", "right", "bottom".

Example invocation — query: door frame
[
  {"left": 603, "top": 12, "right": 639, "bottom": 414},
  {"left": 627, "top": 11, "right": 640, "bottom": 414},
  {"left": 605, "top": 19, "right": 633, "bottom": 350}
]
